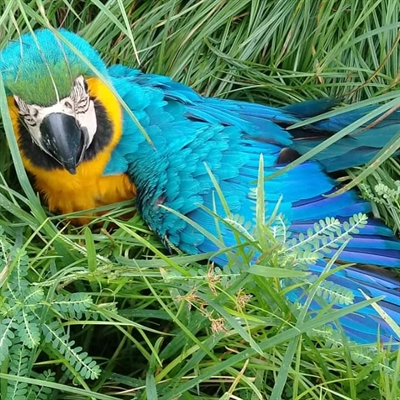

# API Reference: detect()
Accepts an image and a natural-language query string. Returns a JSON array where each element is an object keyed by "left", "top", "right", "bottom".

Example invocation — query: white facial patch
[{"left": 14, "top": 75, "right": 97, "bottom": 151}]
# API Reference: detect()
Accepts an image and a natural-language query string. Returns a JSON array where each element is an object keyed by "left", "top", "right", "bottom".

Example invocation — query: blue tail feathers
[
  {"left": 286, "top": 102, "right": 400, "bottom": 172},
  {"left": 110, "top": 67, "right": 400, "bottom": 345}
]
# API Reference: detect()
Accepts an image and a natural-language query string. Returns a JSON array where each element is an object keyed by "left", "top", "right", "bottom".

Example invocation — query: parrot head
[{"left": 0, "top": 29, "right": 116, "bottom": 175}]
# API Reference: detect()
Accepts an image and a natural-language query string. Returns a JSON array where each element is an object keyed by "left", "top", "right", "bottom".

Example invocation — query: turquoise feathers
[
  {"left": 2, "top": 29, "right": 400, "bottom": 345},
  {"left": 107, "top": 66, "right": 400, "bottom": 344},
  {"left": 0, "top": 29, "right": 107, "bottom": 105}
]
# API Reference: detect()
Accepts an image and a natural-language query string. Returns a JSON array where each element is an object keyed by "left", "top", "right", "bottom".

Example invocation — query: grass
[{"left": 0, "top": 0, "right": 400, "bottom": 399}]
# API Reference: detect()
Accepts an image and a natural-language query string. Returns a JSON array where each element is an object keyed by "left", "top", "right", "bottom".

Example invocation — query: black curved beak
[{"left": 40, "top": 113, "right": 88, "bottom": 175}]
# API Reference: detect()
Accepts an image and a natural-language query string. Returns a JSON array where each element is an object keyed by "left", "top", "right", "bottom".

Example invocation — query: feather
[
  {"left": 110, "top": 67, "right": 400, "bottom": 343},
  {"left": 2, "top": 29, "right": 400, "bottom": 345}
]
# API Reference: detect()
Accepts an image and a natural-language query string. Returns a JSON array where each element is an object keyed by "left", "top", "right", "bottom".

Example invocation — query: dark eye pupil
[
  {"left": 65, "top": 101, "right": 73, "bottom": 109},
  {"left": 32, "top": 109, "right": 38, "bottom": 118}
]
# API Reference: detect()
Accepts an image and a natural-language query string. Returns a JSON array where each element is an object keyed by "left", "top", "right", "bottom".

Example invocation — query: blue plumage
[
  {"left": 2, "top": 30, "right": 400, "bottom": 345},
  {"left": 107, "top": 64, "right": 400, "bottom": 344}
]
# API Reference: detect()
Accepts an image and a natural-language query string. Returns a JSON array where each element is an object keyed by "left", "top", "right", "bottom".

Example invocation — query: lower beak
[{"left": 40, "top": 113, "right": 88, "bottom": 174}]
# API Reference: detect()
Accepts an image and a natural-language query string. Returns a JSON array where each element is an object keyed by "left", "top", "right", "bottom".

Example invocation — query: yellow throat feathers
[{"left": 8, "top": 77, "right": 136, "bottom": 223}]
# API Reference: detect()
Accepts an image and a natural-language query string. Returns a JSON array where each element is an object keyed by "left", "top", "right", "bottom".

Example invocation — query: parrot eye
[
  {"left": 64, "top": 100, "right": 73, "bottom": 110},
  {"left": 23, "top": 115, "right": 37, "bottom": 126}
]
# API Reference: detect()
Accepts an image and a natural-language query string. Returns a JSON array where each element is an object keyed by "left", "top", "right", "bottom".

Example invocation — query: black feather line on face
[{"left": 16, "top": 99, "right": 113, "bottom": 171}]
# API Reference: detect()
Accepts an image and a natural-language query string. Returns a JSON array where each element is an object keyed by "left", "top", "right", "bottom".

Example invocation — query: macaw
[{"left": 1, "top": 29, "right": 400, "bottom": 345}]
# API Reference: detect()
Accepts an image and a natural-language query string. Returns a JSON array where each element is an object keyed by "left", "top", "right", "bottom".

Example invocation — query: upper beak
[{"left": 40, "top": 113, "right": 88, "bottom": 174}]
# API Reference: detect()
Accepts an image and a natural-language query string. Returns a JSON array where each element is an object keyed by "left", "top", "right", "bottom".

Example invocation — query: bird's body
[{"left": 1, "top": 29, "right": 400, "bottom": 344}]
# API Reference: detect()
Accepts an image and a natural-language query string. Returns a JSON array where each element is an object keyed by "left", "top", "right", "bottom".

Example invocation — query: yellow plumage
[{"left": 8, "top": 77, "right": 136, "bottom": 223}]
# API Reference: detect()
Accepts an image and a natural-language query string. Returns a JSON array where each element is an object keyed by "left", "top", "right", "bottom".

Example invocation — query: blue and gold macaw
[{"left": 1, "top": 29, "right": 400, "bottom": 344}]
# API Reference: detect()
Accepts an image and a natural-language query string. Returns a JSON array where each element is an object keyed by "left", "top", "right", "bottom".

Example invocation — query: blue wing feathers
[
  {"left": 4, "top": 31, "right": 399, "bottom": 344},
  {"left": 106, "top": 66, "right": 400, "bottom": 344},
  {"left": 282, "top": 98, "right": 341, "bottom": 117},
  {"left": 289, "top": 262, "right": 400, "bottom": 343}
]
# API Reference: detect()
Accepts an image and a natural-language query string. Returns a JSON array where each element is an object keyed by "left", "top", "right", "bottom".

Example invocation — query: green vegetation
[{"left": 0, "top": 1, "right": 399, "bottom": 399}]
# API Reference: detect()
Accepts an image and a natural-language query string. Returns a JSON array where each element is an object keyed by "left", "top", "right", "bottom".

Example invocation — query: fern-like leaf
[
  {"left": 43, "top": 322, "right": 101, "bottom": 380},
  {"left": 316, "top": 280, "right": 354, "bottom": 305},
  {"left": 7, "top": 343, "right": 29, "bottom": 400},
  {"left": 16, "top": 312, "right": 41, "bottom": 348},
  {"left": 52, "top": 292, "right": 93, "bottom": 319},
  {"left": 0, "top": 317, "right": 16, "bottom": 363},
  {"left": 224, "top": 214, "right": 255, "bottom": 242},
  {"left": 26, "top": 370, "right": 55, "bottom": 400}
]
